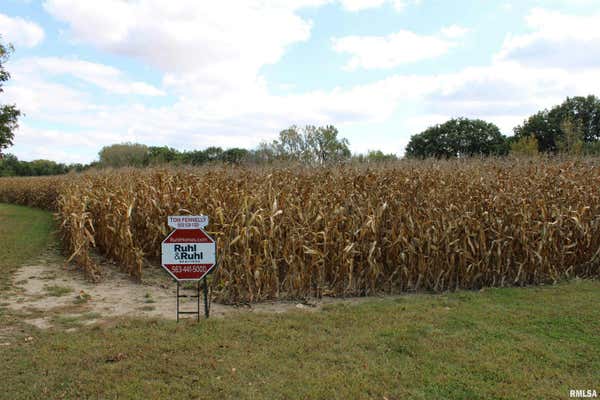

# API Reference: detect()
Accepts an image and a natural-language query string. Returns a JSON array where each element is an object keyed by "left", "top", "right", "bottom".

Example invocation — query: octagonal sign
[{"left": 161, "top": 228, "right": 217, "bottom": 281}]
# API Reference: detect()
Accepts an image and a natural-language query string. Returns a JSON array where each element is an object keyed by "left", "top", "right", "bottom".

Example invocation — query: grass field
[
  {"left": 0, "top": 203, "right": 599, "bottom": 399},
  {"left": 0, "top": 203, "right": 55, "bottom": 290}
]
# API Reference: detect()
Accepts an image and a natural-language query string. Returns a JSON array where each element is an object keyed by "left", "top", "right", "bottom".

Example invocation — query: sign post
[{"left": 161, "top": 215, "right": 217, "bottom": 321}]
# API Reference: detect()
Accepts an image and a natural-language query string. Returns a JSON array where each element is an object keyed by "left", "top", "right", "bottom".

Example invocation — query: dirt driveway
[{"left": 2, "top": 258, "right": 370, "bottom": 331}]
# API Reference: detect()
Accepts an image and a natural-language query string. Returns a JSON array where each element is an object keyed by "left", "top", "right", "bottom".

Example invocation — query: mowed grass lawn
[
  {"left": 0, "top": 203, "right": 599, "bottom": 399},
  {"left": 0, "top": 203, "right": 55, "bottom": 290}
]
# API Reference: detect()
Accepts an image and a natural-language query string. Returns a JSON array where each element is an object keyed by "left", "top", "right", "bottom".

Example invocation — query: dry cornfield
[{"left": 1, "top": 158, "right": 599, "bottom": 303}]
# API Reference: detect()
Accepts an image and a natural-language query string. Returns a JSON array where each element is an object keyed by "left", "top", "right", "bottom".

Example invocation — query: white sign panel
[
  {"left": 168, "top": 215, "right": 209, "bottom": 229},
  {"left": 162, "top": 242, "right": 217, "bottom": 266}
]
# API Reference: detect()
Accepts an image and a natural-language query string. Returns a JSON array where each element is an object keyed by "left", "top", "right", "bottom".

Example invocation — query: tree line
[
  {"left": 405, "top": 95, "right": 600, "bottom": 158},
  {"left": 0, "top": 154, "right": 89, "bottom": 177},
  {"left": 95, "top": 125, "right": 397, "bottom": 169},
  {"left": 0, "top": 125, "right": 398, "bottom": 176}
]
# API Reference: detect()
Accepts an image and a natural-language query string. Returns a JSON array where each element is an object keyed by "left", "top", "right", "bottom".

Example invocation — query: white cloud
[
  {"left": 332, "top": 29, "right": 461, "bottom": 70},
  {"left": 10, "top": 123, "right": 135, "bottom": 163},
  {"left": 497, "top": 8, "right": 600, "bottom": 69},
  {"left": 4, "top": 77, "right": 90, "bottom": 115},
  {"left": 338, "top": 0, "right": 419, "bottom": 12},
  {"left": 41, "top": 0, "right": 326, "bottom": 115},
  {"left": 390, "top": 0, "right": 421, "bottom": 12},
  {"left": 43, "top": 0, "right": 315, "bottom": 75},
  {"left": 441, "top": 25, "right": 470, "bottom": 39},
  {"left": 0, "top": 13, "right": 44, "bottom": 47},
  {"left": 10, "top": 57, "right": 164, "bottom": 96},
  {"left": 42, "top": 0, "right": 422, "bottom": 93},
  {"left": 339, "top": 0, "right": 385, "bottom": 11}
]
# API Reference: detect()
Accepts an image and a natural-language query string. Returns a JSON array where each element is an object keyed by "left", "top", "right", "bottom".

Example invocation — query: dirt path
[{"left": 3, "top": 261, "right": 372, "bottom": 331}]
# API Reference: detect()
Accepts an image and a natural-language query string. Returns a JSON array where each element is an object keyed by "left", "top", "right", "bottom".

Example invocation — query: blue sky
[{"left": 1, "top": 0, "right": 600, "bottom": 163}]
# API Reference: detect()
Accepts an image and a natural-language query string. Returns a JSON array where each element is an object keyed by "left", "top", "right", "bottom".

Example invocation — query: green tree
[
  {"left": 148, "top": 146, "right": 249, "bottom": 166},
  {"left": 249, "top": 142, "right": 277, "bottom": 164},
  {"left": 148, "top": 146, "right": 180, "bottom": 164},
  {"left": 0, "top": 154, "right": 79, "bottom": 176},
  {"left": 69, "top": 163, "right": 87, "bottom": 173},
  {"left": 221, "top": 148, "right": 249, "bottom": 164},
  {"left": 268, "top": 125, "right": 350, "bottom": 164},
  {"left": 364, "top": 150, "right": 398, "bottom": 162},
  {"left": 510, "top": 135, "right": 539, "bottom": 157},
  {"left": 0, "top": 38, "right": 21, "bottom": 157},
  {"left": 0, "top": 153, "right": 18, "bottom": 176},
  {"left": 513, "top": 111, "right": 558, "bottom": 153},
  {"left": 180, "top": 149, "right": 208, "bottom": 165},
  {"left": 583, "top": 141, "right": 600, "bottom": 156},
  {"left": 272, "top": 125, "right": 310, "bottom": 162},
  {"left": 98, "top": 143, "right": 149, "bottom": 168},
  {"left": 405, "top": 118, "right": 508, "bottom": 158},
  {"left": 307, "top": 125, "right": 351, "bottom": 163},
  {"left": 558, "top": 117, "right": 584, "bottom": 155},
  {"left": 204, "top": 146, "right": 223, "bottom": 162},
  {"left": 514, "top": 95, "right": 600, "bottom": 152},
  {"left": 27, "top": 159, "right": 68, "bottom": 176}
]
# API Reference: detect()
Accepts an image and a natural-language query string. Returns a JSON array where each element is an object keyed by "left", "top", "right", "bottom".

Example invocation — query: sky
[{"left": 1, "top": 0, "right": 600, "bottom": 163}]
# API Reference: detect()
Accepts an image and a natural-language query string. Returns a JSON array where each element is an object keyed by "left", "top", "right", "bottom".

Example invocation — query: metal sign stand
[{"left": 176, "top": 279, "right": 210, "bottom": 322}]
